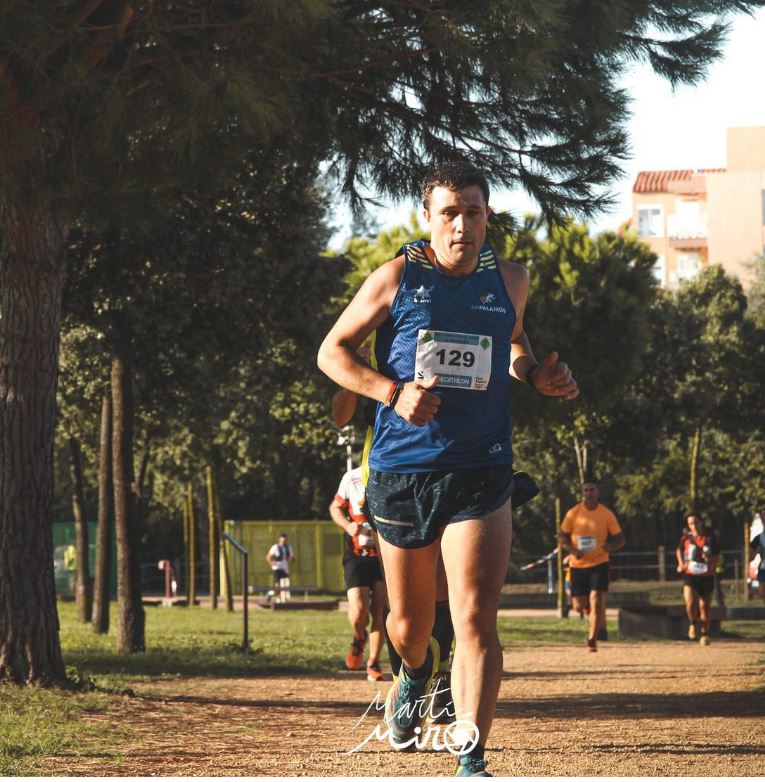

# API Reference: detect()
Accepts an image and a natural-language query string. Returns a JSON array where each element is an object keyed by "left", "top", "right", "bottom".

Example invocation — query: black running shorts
[
  {"left": 365, "top": 464, "right": 517, "bottom": 549},
  {"left": 682, "top": 573, "right": 715, "bottom": 596},
  {"left": 570, "top": 562, "right": 610, "bottom": 597},
  {"left": 344, "top": 555, "right": 384, "bottom": 590}
]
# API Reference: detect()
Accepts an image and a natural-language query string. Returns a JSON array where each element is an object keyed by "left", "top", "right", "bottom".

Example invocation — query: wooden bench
[
  {"left": 618, "top": 603, "right": 725, "bottom": 639},
  {"left": 249, "top": 585, "right": 339, "bottom": 611},
  {"left": 249, "top": 584, "right": 322, "bottom": 600}
]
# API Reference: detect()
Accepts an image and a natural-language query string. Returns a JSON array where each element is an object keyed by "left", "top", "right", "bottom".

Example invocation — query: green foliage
[
  {"left": 336, "top": 213, "right": 425, "bottom": 304},
  {"left": 746, "top": 255, "right": 765, "bottom": 329},
  {"left": 56, "top": 155, "right": 345, "bottom": 558}
]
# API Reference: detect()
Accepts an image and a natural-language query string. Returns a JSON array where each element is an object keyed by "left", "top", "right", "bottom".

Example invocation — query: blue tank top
[{"left": 369, "top": 240, "right": 516, "bottom": 473}]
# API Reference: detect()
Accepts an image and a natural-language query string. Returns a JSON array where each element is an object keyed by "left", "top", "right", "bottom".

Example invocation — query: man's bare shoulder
[
  {"left": 363, "top": 253, "right": 405, "bottom": 287},
  {"left": 497, "top": 258, "right": 529, "bottom": 307},
  {"left": 497, "top": 258, "right": 529, "bottom": 285}
]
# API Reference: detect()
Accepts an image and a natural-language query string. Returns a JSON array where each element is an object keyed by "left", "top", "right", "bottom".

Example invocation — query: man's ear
[
  {"left": 422, "top": 207, "right": 431, "bottom": 225},
  {"left": 487, "top": 206, "right": 493, "bottom": 217}
]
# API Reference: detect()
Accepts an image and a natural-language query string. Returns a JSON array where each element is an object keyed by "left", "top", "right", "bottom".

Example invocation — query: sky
[{"left": 330, "top": 7, "right": 765, "bottom": 245}]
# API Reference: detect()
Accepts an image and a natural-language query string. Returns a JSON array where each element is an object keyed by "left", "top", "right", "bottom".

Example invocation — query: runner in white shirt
[{"left": 329, "top": 467, "right": 386, "bottom": 681}]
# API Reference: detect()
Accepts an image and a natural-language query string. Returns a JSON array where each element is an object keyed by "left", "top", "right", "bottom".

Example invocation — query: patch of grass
[
  {"left": 59, "top": 601, "right": 354, "bottom": 687},
  {"left": 497, "top": 616, "right": 619, "bottom": 645},
  {"left": 0, "top": 685, "right": 116, "bottom": 775}
]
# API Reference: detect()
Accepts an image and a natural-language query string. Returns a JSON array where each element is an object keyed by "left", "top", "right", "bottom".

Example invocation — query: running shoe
[
  {"left": 688, "top": 624, "right": 697, "bottom": 640},
  {"left": 384, "top": 637, "right": 439, "bottom": 747},
  {"left": 428, "top": 671, "right": 454, "bottom": 724},
  {"left": 345, "top": 630, "right": 368, "bottom": 671},
  {"left": 700, "top": 634, "right": 711, "bottom": 646},
  {"left": 586, "top": 638, "right": 597, "bottom": 653},
  {"left": 456, "top": 756, "right": 492, "bottom": 776},
  {"left": 366, "top": 659, "right": 385, "bottom": 682}
]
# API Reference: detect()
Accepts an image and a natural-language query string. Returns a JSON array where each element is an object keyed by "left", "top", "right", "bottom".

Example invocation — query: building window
[
  {"left": 637, "top": 206, "right": 664, "bottom": 238},
  {"left": 761, "top": 191, "right": 765, "bottom": 225},
  {"left": 651, "top": 254, "right": 665, "bottom": 285},
  {"left": 676, "top": 252, "right": 702, "bottom": 281}
]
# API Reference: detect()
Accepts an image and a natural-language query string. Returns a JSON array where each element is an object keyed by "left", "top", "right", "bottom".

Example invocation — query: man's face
[
  {"left": 423, "top": 185, "right": 490, "bottom": 268},
  {"left": 582, "top": 483, "right": 599, "bottom": 503},
  {"left": 687, "top": 516, "right": 702, "bottom": 535},
  {"left": 279, "top": 536, "right": 287, "bottom": 545}
]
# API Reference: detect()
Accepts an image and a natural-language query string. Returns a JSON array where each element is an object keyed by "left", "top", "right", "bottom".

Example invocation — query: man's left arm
[
  {"left": 501, "top": 261, "right": 579, "bottom": 400},
  {"left": 605, "top": 513, "right": 626, "bottom": 554},
  {"left": 604, "top": 532, "right": 626, "bottom": 554}
]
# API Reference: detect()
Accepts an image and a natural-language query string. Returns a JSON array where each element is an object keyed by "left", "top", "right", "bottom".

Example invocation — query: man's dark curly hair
[{"left": 421, "top": 161, "right": 490, "bottom": 210}]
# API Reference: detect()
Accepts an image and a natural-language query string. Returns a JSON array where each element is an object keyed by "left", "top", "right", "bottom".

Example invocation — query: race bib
[
  {"left": 577, "top": 535, "right": 597, "bottom": 552},
  {"left": 688, "top": 561, "right": 708, "bottom": 575},
  {"left": 414, "top": 329, "right": 492, "bottom": 390},
  {"left": 357, "top": 523, "right": 376, "bottom": 550}
]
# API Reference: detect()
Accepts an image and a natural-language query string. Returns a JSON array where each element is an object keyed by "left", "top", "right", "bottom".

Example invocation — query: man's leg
[
  {"left": 279, "top": 575, "right": 291, "bottom": 602},
  {"left": 368, "top": 579, "right": 386, "bottom": 665},
  {"left": 429, "top": 554, "right": 456, "bottom": 724},
  {"left": 344, "top": 561, "right": 370, "bottom": 670},
  {"left": 376, "top": 537, "right": 441, "bottom": 744},
  {"left": 433, "top": 553, "right": 454, "bottom": 666},
  {"left": 589, "top": 589, "right": 606, "bottom": 643},
  {"left": 376, "top": 538, "right": 440, "bottom": 669},
  {"left": 347, "top": 586, "right": 371, "bottom": 638},
  {"left": 440, "top": 500, "right": 512, "bottom": 748},
  {"left": 698, "top": 592, "right": 712, "bottom": 644},
  {"left": 683, "top": 584, "right": 699, "bottom": 638},
  {"left": 571, "top": 595, "right": 587, "bottom": 618}
]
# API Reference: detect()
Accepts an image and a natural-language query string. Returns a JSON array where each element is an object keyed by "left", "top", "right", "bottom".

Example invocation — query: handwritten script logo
[{"left": 345, "top": 687, "right": 479, "bottom": 755}]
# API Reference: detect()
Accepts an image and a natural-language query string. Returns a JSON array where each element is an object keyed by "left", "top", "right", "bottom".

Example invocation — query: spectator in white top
[{"left": 266, "top": 533, "right": 295, "bottom": 602}]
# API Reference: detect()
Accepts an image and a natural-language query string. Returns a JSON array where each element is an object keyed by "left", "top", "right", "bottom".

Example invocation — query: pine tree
[{"left": 2, "top": 0, "right": 763, "bottom": 684}]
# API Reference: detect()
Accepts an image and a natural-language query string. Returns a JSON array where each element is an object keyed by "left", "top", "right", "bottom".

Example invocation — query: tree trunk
[
  {"left": 92, "top": 394, "right": 113, "bottom": 634},
  {"left": 206, "top": 465, "right": 219, "bottom": 609},
  {"left": 111, "top": 321, "right": 145, "bottom": 652},
  {"left": 186, "top": 482, "right": 197, "bottom": 606},
  {"left": 69, "top": 437, "right": 93, "bottom": 623},
  {"left": 689, "top": 426, "right": 702, "bottom": 509},
  {"left": 0, "top": 191, "right": 68, "bottom": 684}
]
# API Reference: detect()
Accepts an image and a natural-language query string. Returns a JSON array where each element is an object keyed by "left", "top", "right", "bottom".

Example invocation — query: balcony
[{"left": 667, "top": 213, "right": 708, "bottom": 249}]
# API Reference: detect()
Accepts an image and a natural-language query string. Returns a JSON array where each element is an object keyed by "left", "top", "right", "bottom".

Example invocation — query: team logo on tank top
[
  {"left": 414, "top": 285, "right": 433, "bottom": 305},
  {"left": 472, "top": 291, "right": 507, "bottom": 314}
]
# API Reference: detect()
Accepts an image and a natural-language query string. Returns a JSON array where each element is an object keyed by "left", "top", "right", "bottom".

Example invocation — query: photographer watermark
[{"left": 346, "top": 685, "right": 479, "bottom": 755}]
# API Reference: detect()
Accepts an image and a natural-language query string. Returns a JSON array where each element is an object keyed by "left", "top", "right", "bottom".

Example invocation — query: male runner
[
  {"left": 676, "top": 513, "right": 720, "bottom": 644},
  {"left": 318, "top": 161, "right": 578, "bottom": 776},
  {"left": 559, "top": 480, "right": 625, "bottom": 651},
  {"left": 329, "top": 465, "right": 387, "bottom": 681}
]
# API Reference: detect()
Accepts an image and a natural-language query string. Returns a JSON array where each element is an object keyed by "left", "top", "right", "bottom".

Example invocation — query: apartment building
[{"left": 631, "top": 126, "right": 765, "bottom": 288}]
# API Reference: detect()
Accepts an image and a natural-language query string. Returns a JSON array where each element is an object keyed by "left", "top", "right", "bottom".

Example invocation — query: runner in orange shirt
[{"left": 559, "top": 480, "right": 625, "bottom": 652}]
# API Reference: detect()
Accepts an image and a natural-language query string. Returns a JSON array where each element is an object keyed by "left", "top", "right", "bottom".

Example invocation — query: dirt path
[{"left": 48, "top": 639, "right": 764, "bottom": 777}]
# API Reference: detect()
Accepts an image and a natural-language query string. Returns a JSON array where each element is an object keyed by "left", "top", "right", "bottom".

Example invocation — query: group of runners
[{"left": 315, "top": 161, "right": 742, "bottom": 776}]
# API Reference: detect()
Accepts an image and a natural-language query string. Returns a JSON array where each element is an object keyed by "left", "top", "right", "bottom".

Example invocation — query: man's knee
[
  {"left": 387, "top": 611, "right": 433, "bottom": 649},
  {"left": 450, "top": 596, "right": 499, "bottom": 640},
  {"left": 571, "top": 595, "right": 587, "bottom": 611}
]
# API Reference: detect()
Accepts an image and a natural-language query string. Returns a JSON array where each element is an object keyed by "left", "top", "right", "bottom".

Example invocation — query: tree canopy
[{"left": 4, "top": 0, "right": 765, "bottom": 683}]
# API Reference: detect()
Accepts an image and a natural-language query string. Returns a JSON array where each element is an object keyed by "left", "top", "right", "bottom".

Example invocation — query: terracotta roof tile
[{"left": 633, "top": 168, "right": 726, "bottom": 193}]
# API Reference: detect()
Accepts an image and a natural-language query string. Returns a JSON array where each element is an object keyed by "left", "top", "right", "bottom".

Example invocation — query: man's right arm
[
  {"left": 318, "top": 257, "right": 440, "bottom": 427},
  {"left": 558, "top": 531, "right": 582, "bottom": 559},
  {"left": 329, "top": 496, "right": 359, "bottom": 537},
  {"left": 331, "top": 389, "right": 358, "bottom": 428}
]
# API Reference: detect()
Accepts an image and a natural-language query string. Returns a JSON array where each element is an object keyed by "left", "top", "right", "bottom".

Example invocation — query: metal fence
[{"left": 508, "top": 548, "right": 747, "bottom": 586}]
